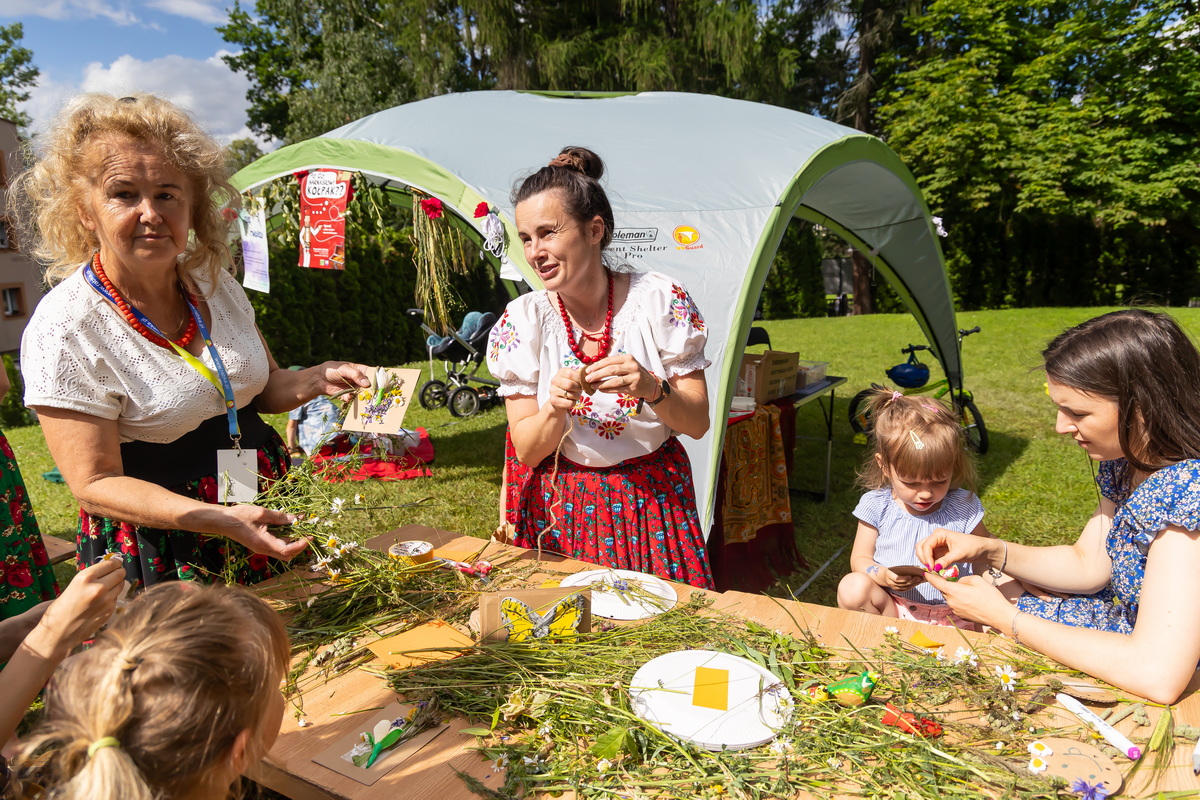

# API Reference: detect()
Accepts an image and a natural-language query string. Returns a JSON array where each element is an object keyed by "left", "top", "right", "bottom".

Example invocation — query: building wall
[{"left": 0, "top": 118, "right": 45, "bottom": 354}]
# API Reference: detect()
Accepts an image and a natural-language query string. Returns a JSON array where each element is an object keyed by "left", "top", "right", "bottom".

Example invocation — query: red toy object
[{"left": 881, "top": 703, "right": 943, "bottom": 737}]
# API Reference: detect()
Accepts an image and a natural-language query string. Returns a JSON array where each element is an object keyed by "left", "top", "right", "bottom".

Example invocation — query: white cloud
[
  {"left": 3, "top": 0, "right": 141, "bottom": 25},
  {"left": 20, "top": 51, "right": 262, "bottom": 146},
  {"left": 143, "top": 0, "right": 228, "bottom": 24}
]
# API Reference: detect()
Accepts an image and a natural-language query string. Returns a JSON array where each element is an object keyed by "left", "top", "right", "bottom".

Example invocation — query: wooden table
[{"left": 252, "top": 524, "right": 1200, "bottom": 799}]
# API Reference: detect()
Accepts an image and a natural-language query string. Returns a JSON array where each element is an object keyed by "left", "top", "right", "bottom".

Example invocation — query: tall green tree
[
  {"left": 0, "top": 23, "right": 38, "bottom": 129},
  {"left": 878, "top": 0, "right": 1200, "bottom": 307}
]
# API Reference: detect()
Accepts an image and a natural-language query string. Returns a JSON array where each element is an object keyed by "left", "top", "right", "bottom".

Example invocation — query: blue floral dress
[{"left": 1016, "top": 458, "right": 1200, "bottom": 633}]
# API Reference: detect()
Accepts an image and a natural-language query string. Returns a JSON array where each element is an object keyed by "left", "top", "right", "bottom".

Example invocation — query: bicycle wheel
[
  {"left": 448, "top": 385, "right": 481, "bottom": 418},
  {"left": 847, "top": 389, "right": 875, "bottom": 435},
  {"left": 957, "top": 398, "right": 989, "bottom": 454},
  {"left": 419, "top": 379, "right": 448, "bottom": 410}
]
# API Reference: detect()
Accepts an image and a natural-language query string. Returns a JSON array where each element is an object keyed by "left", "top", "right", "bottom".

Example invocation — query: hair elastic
[
  {"left": 920, "top": 402, "right": 941, "bottom": 413},
  {"left": 908, "top": 430, "right": 925, "bottom": 450},
  {"left": 87, "top": 737, "right": 120, "bottom": 758},
  {"left": 888, "top": 391, "right": 903, "bottom": 404}
]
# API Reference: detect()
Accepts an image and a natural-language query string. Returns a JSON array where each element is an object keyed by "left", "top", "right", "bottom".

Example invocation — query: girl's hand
[
  {"left": 221, "top": 504, "right": 310, "bottom": 561},
  {"left": 584, "top": 354, "right": 659, "bottom": 400},
  {"left": 23, "top": 559, "right": 126, "bottom": 660},
  {"left": 546, "top": 367, "right": 585, "bottom": 415},
  {"left": 925, "top": 572, "right": 1013, "bottom": 627},
  {"left": 916, "top": 528, "right": 994, "bottom": 569},
  {"left": 877, "top": 568, "right": 924, "bottom": 592}
]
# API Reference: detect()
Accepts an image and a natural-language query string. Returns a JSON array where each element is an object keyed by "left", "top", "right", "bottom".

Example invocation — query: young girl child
[
  {"left": 837, "top": 388, "right": 989, "bottom": 629},
  {"left": 15, "top": 582, "right": 289, "bottom": 800}
]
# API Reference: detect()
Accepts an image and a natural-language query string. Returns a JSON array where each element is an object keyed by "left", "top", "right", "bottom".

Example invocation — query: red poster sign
[{"left": 298, "top": 169, "right": 349, "bottom": 269}]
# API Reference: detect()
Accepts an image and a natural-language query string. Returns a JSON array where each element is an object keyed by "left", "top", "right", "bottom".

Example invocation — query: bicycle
[{"left": 847, "top": 326, "right": 989, "bottom": 454}]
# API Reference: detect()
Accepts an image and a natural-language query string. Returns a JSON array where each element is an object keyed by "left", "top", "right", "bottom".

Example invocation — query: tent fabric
[{"left": 233, "top": 90, "right": 958, "bottom": 536}]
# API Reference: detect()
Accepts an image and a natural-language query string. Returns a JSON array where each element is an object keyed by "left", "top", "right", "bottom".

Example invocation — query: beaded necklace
[
  {"left": 556, "top": 270, "right": 614, "bottom": 365},
  {"left": 91, "top": 252, "right": 197, "bottom": 350}
]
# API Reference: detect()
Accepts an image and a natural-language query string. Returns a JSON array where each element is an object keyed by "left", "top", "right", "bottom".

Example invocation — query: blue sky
[{"left": 5, "top": 0, "right": 260, "bottom": 143}]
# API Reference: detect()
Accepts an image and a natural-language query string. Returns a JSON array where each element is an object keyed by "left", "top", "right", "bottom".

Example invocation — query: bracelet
[
  {"left": 996, "top": 540, "right": 1009, "bottom": 572},
  {"left": 1011, "top": 609, "right": 1026, "bottom": 645}
]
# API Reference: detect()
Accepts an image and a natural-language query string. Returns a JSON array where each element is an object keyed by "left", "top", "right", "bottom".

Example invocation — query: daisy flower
[
  {"left": 1028, "top": 741, "right": 1052, "bottom": 757},
  {"left": 354, "top": 493, "right": 365, "bottom": 504},
  {"left": 1027, "top": 756, "right": 1048, "bottom": 773},
  {"left": 995, "top": 664, "right": 1018, "bottom": 691},
  {"left": 596, "top": 758, "right": 612, "bottom": 773},
  {"left": 331, "top": 497, "right": 345, "bottom": 514},
  {"left": 884, "top": 626, "right": 899, "bottom": 635}
]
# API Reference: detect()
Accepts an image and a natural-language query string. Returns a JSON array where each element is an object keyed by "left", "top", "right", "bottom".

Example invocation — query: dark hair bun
[{"left": 548, "top": 146, "right": 604, "bottom": 181}]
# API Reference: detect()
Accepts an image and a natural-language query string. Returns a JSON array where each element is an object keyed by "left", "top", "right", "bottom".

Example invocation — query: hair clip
[
  {"left": 888, "top": 391, "right": 903, "bottom": 404},
  {"left": 909, "top": 430, "right": 925, "bottom": 450}
]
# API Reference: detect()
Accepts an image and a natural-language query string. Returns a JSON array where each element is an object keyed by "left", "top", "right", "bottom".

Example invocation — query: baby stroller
[{"left": 406, "top": 308, "right": 501, "bottom": 418}]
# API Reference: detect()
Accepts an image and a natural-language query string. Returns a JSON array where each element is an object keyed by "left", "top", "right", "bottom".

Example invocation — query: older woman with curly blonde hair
[{"left": 9, "top": 93, "right": 371, "bottom": 588}]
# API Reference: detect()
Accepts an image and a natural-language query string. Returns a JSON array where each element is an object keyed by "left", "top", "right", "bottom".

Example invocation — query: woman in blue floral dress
[{"left": 918, "top": 309, "right": 1200, "bottom": 704}]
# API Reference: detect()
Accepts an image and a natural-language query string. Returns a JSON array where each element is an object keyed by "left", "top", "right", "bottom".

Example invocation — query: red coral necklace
[
  {"left": 556, "top": 270, "right": 614, "bottom": 365},
  {"left": 91, "top": 252, "right": 198, "bottom": 350}
]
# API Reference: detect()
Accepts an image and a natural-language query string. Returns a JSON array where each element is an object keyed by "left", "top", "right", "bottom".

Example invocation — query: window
[
  {"left": 1, "top": 286, "right": 24, "bottom": 318},
  {"left": 0, "top": 221, "right": 10, "bottom": 251}
]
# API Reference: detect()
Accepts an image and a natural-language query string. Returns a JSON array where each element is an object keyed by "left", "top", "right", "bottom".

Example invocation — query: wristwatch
[{"left": 648, "top": 378, "right": 671, "bottom": 406}]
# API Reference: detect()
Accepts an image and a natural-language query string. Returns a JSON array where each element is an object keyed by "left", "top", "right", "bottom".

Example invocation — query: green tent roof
[{"left": 234, "top": 90, "right": 958, "bottom": 535}]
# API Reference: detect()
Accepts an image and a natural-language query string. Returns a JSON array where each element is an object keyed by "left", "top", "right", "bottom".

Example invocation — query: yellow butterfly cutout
[{"left": 500, "top": 595, "right": 584, "bottom": 642}]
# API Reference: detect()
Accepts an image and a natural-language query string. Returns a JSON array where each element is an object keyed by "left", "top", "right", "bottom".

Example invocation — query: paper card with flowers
[
  {"left": 342, "top": 367, "right": 422, "bottom": 435},
  {"left": 312, "top": 700, "right": 448, "bottom": 785}
]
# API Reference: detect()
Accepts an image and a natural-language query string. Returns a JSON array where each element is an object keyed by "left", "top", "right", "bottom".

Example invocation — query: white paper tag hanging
[{"left": 216, "top": 448, "right": 259, "bottom": 503}]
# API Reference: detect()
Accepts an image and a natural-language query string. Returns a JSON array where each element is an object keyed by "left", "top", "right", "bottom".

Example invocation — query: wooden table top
[{"left": 250, "top": 524, "right": 1200, "bottom": 800}]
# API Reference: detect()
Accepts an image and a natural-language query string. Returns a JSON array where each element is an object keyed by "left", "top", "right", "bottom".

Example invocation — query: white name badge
[{"left": 216, "top": 448, "right": 259, "bottom": 503}]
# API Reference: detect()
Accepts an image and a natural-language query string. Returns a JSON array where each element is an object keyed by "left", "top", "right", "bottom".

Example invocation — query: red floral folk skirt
[
  {"left": 76, "top": 433, "right": 290, "bottom": 590},
  {"left": 505, "top": 434, "right": 714, "bottom": 590}
]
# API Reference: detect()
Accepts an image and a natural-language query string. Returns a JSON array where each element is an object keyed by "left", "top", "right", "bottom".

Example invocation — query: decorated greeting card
[{"left": 341, "top": 368, "right": 422, "bottom": 435}]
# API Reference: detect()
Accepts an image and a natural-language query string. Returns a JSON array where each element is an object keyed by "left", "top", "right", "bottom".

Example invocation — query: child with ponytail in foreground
[
  {"left": 837, "top": 388, "right": 991, "bottom": 629},
  {"left": 15, "top": 582, "right": 289, "bottom": 800}
]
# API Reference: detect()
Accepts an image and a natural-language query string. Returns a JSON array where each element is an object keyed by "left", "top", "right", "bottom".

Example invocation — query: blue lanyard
[{"left": 83, "top": 264, "right": 242, "bottom": 444}]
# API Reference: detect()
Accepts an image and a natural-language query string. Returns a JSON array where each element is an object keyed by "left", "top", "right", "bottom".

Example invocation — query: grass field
[{"left": 13, "top": 305, "right": 1197, "bottom": 607}]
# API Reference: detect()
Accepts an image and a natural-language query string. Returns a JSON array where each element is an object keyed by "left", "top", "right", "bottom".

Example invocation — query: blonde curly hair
[{"left": 7, "top": 92, "right": 239, "bottom": 292}]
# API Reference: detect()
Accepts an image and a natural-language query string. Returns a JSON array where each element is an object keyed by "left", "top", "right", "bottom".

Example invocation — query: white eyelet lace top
[
  {"left": 486, "top": 270, "right": 710, "bottom": 467},
  {"left": 21, "top": 266, "right": 269, "bottom": 444}
]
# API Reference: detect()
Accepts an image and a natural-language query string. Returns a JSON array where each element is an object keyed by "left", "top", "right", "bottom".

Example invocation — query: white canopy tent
[{"left": 232, "top": 90, "right": 959, "bottom": 535}]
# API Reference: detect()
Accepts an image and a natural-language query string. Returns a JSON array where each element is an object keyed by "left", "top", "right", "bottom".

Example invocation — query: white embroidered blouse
[
  {"left": 21, "top": 267, "right": 270, "bottom": 444},
  {"left": 487, "top": 271, "right": 709, "bottom": 467}
]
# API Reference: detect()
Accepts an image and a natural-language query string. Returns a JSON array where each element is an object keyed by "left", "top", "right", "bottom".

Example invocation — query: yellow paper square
[
  {"left": 367, "top": 622, "right": 473, "bottom": 669},
  {"left": 692, "top": 666, "right": 730, "bottom": 711}
]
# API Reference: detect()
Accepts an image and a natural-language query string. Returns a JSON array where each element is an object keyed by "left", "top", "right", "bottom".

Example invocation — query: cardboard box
[
  {"left": 796, "top": 360, "right": 829, "bottom": 389},
  {"left": 737, "top": 350, "right": 799, "bottom": 402}
]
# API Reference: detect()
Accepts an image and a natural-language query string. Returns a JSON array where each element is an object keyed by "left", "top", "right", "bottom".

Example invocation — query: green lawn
[{"left": 13, "top": 306, "right": 1193, "bottom": 607}]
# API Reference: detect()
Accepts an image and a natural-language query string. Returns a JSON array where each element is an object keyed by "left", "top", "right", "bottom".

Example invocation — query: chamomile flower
[
  {"left": 884, "top": 626, "right": 899, "bottom": 635},
  {"left": 953, "top": 646, "right": 979, "bottom": 667},
  {"left": 331, "top": 497, "right": 345, "bottom": 514},
  {"left": 826, "top": 757, "right": 842, "bottom": 770},
  {"left": 297, "top": 718, "right": 312, "bottom": 728},
  {"left": 327, "top": 568, "right": 341, "bottom": 581},
  {"left": 996, "top": 664, "right": 1018, "bottom": 691},
  {"left": 491, "top": 754, "right": 509, "bottom": 773},
  {"left": 354, "top": 493, "right": 365, "bottom": 504},
  {"left": 596, "top": 758, "right": 613, "bottom": 773},
  {"left": 1027, "top": 755, "right": 1048, "bottom": 773},
  {"left": 1028, "top": 741, "right": 1052, "bottom": 757},
  {"left": 769, "top": 737, "right": 793, "bottom": 755},
  {"left": 994, "top": 741, "right": 1006, "bottom": 751}
]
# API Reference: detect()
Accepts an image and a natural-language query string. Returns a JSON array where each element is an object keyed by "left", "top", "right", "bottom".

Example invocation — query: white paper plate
[
  {"left": 628, "top": 650, "right": 793, "bottom": 751},
  {"left": 559, "top": 568, "right": 677, "bottom": 620}
]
